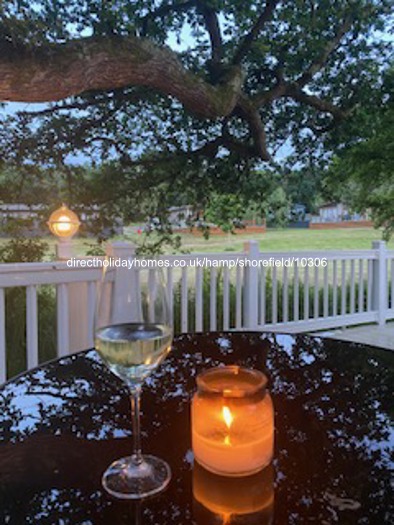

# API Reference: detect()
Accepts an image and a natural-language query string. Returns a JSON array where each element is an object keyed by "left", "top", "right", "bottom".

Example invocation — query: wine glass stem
[{"left": 130, "top": 386, "right": 143, "bottom": 465}]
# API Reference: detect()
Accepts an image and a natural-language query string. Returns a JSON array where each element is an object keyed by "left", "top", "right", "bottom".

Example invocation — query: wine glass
[{"left": 94, "top": 264, "right": 173, "bottom": 499}]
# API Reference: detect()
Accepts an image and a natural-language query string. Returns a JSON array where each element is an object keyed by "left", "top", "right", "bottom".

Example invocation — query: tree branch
[
  {"left": 17, "top": 88, "right": 146, "bottom": 117},
  {"left": 287, "top": 86, "right": 348, "bottom": 119},
  {"left": 235, "top": 96, "right": 271, "bottom": 160},
  {"left": 196, "top": 2, "right": 223, "bottom": 64},
  {"left": 254, "top": 83, "right": 286, "bottom": 106},
  {"left": 253, "top": 71, "right": 348, "bottom": 121},
  {"left": 297, "top": 14, "right": 353, "bottom": 87},
  {"left": 232, "top": 0, "right": 279, "bottom": 65},
  {"left": 18, "top": 99, "right": 107, "bottom": 117},
  {"left": 0, "top": 36, "right": 243, "bottom": 119},
  {"left": 118, "top": 130, "right": 261, "bottom": 166},
  {"left": 114, "top": 142, "right": 221, "bottom": 171},
  {"left": 142, "top": 1, "right": 223, "bottom": 64}
]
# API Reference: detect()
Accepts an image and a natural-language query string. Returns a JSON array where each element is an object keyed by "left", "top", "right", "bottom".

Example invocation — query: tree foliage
[
  {"left": 205, "top": 192, "right": 245, "bottom": 233},
  {"left": 325, "top": 67, "right": 394, "bottom": 239}
]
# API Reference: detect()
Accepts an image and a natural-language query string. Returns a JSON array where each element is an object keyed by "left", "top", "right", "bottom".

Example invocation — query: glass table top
[{"left": 0, "top": 332, "right": 393, "bottom": 524}]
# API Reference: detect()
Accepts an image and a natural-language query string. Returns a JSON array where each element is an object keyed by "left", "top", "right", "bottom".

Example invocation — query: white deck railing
[{"left": 1, "top": 240, "right": 394, "bottom": 382}]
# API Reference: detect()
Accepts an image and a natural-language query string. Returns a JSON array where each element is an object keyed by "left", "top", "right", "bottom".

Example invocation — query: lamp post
[{"left": 47, "top": 204, "right": 80, "bottom": 259}]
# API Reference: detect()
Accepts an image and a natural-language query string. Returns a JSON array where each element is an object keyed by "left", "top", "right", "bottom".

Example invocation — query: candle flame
[{"left": 222, "top": 406, "right": 233, "bottom": 429}]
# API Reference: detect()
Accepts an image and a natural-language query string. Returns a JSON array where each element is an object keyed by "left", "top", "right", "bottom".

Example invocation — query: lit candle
[
  {"left": 191, "top": 366, "right": 274, "bottom": 477},
  {"left": 193, "top": 462, "right": 274, "bottom": 525}
]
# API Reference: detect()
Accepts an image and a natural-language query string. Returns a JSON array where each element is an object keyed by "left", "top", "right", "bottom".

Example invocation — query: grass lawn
[
  {"left": 1, "top": 227, "right": 393, "bottom": 260},
  {"left": 123, "top": 227, "right": 393, "bottom": 254},
  {"left": 175, "top": 228, "right": 394, "bottom": 253}
]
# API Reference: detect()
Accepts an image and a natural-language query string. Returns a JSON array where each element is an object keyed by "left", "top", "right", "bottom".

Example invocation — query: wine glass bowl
[
  {"left": 94, "top": 265, "right": 173, "bottom": 499},
  {"left": 95, "top": 322, "right": 172, "bottom": 387}
]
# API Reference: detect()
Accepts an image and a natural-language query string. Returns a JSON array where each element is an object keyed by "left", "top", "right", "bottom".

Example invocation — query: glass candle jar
[{"left": 191, "top": 366, "right": 274, "bottom": 477}]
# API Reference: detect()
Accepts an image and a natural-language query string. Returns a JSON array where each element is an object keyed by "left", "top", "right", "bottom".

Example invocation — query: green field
[
  {"left": 1, "top": 227, "right": 393, "bottom": 260},
  {"left": 172, "top": 228, "right": 394, "bottom": 253},
  {"left": 124, "top": 227, "right": 393, "bottom": 255}
]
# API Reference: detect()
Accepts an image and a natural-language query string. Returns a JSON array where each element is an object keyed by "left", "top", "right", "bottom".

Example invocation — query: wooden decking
[{"left": 317, "top": 322, "right": 394, "bottom": 351}]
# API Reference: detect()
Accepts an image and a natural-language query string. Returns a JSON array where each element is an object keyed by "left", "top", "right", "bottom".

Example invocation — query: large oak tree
[{"left": 0, "top": 0, "right": 391, "bottom": 230}]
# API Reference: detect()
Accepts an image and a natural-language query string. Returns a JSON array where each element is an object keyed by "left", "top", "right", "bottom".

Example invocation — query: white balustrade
[{"left": 1, "top": 240, "right": 394, "bottom": 380}]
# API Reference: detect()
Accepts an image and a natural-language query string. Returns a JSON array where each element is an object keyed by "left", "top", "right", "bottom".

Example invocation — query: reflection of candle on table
[
  {"left": 193, "top": 462, "right": 274, "bottom": 525},
  {"left": 192, "top": 366, "right": 274, "bottom": 477}
]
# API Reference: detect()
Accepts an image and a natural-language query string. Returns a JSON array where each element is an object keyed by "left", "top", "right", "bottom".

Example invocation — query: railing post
[
  {"left": 61, "top": 242, "right": 135, "bottom": 355},
  {"left": 371, "top": 240, "right": 387, "bottom": 326},
  {"left": 106, "top": 241, "right": 136, "bottom": 260},
  {"left": 57, "top": 282, "right": 70, "bottom": 357},
  {"left": 105, "top": 241, "right": 138, "bottom": 324},
  {"left": 243, "top": 240, "right": 260, "bottom": 329},
  {"left": 56, "top": 239, "right": 73, "bottom": 260},
  {"left": 67, "top": 279, "right": 90, "bottom": 355}
]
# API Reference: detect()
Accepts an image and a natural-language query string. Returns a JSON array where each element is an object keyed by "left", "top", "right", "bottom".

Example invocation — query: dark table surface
[{"left": 0, "top": 332, "right": 393, "bottom": 525}]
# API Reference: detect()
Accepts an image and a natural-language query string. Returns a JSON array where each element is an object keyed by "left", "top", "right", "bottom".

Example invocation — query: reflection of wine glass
[{"left": 94, "top": 265, "right": 173, "bottom": 499}]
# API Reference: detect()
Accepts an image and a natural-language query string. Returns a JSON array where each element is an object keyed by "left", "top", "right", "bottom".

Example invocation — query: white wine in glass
[
  {"left": 94, "top": 266, "right": 173, "bottom": 499},
  {"left": 95, "top": 323, "right": 172, "bottom": 384}
]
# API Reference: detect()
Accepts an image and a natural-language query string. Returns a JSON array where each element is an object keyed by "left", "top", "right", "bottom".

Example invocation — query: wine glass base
[{"left": 102, "top": 454, "right": 171, "bottom": 499}]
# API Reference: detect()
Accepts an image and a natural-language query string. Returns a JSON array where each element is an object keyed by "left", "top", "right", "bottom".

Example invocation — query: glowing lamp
[{"left": 48, "top": 204, "right": 80, "bottom": 239}]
